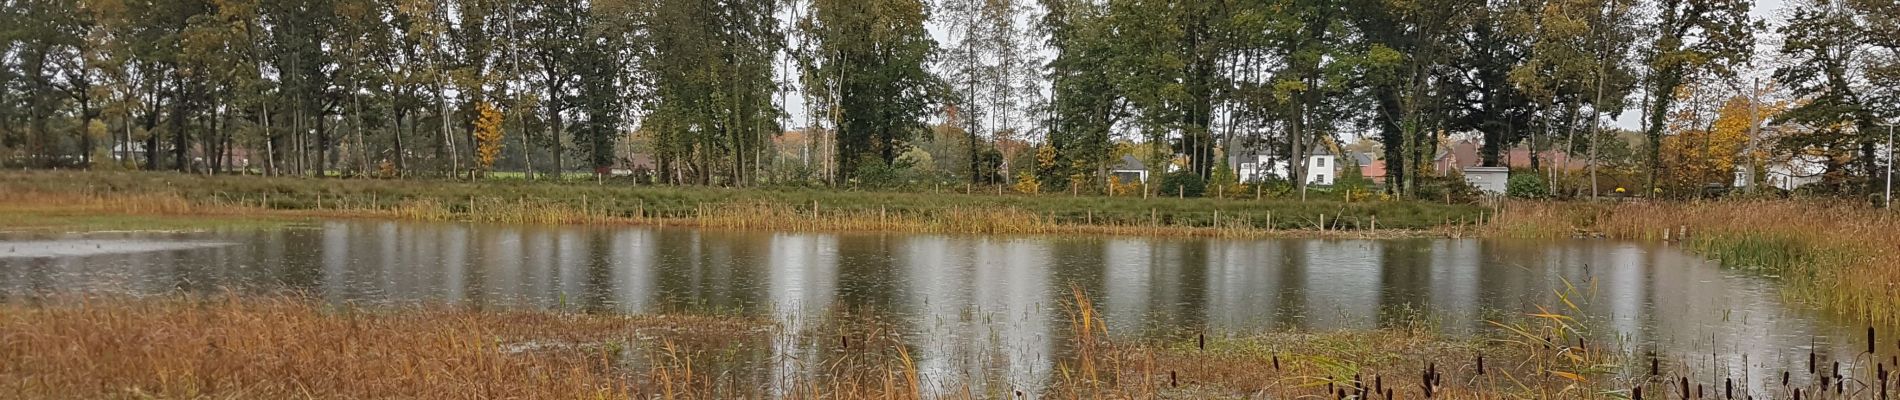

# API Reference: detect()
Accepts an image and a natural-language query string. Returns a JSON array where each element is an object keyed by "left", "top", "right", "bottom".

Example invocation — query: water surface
[{"left": 0, "top": 221, "right": 1883, "bottom": 393}]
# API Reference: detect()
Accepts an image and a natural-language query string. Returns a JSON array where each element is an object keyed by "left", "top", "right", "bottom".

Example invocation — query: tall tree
[
  {"left": 1638, "top": 0, "right": 1756, "bottom": 192},
  {"left": 800, "top": 0, "right": 940, "bottom": 180}
]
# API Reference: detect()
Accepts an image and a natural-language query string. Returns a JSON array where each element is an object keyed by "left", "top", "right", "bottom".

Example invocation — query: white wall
[{"left": 1236, "top": 154, "right": 1335, "bottom": 185}]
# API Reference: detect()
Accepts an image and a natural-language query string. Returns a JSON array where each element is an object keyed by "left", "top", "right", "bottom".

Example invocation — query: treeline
[{"left": 1, "top": 0, "right": 1896, "bottom": 197}]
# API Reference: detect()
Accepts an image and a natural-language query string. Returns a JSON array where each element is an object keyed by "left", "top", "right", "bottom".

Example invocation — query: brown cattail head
[
  {"left": 1273, "top": 354, "right": 1281, "bottom": 371},
  {"left": 1726, "top": 378, "right": 1733, "bottom": 399},
  {"left": 1783, "top": 371, "right": 1790, "bottom": 386},
  {"left": 1810, "top": 351, "right": 1817, "bottom": 375},
  {"left": 1633, "top": 385, "right": 1643, "bottom": 400},
  {"left": 1198, "top": 332, "right": 1205, "bottom": 351},
  {"left": 1477, "top": 355, "right": 1486, "bottom": 375}
]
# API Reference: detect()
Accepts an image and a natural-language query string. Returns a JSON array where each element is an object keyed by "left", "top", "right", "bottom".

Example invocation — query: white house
[
  {"left": 1109, "top": 154, "right": 1149, "bottom": 184},
  {"left": 1735, "top": 154, "right": 1827, "bottom": 191},
  {"left": 1231, "top": 147, "right": 1337, "bottom": 186}
]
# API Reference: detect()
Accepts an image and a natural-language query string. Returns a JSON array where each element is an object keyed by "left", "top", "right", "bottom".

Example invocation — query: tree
[
  {"left": 1638, "top": 0, "right": 1757, "bottom": 193},
  {"left": 637, "top": 0, "right": 783, "bottom": 185},
  {"left": 1041, "top": 0, "right": 1119, "bottom": 189},
  {"left": 799, "top": 0, "right": 940, "bottom": 180},
  {"left": 1773, "top": 0, "right": 1887, "bottom": 195},
  {"left": 472, "top": 101, "right": 503, "bottom": 173}
]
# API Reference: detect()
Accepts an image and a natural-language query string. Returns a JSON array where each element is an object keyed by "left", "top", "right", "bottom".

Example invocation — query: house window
[
  {"left": 1316, "top": 158, "right": 1327, "bottom": 168},
  {"left": 1316, "top": 174, "right": 1328, "bottom": 184}
]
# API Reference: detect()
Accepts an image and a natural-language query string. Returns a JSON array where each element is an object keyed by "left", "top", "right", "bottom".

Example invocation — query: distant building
[
  {"left": 1231, "top": 147, "right": 1336, "bottom": 185},
  {"left": 1463, "top": 166, "right": 1509, "bottom": 193},
  {"left": 1110, "top": 154, "right": 1149, "bottom": 184},
  {"left": 1735, "top": 154, "right": 1826, "bottom": 191},
  {"left": 1434, "top": 140, "right": 1587, "bottom": 173},
  {"left": 1349, "top": 152, "right": 1386, "bottom": 184}
]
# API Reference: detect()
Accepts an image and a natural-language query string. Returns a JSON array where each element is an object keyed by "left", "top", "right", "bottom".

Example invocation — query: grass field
[{"left": 0, "top": 170, "right": 1487, "bottom": 236}]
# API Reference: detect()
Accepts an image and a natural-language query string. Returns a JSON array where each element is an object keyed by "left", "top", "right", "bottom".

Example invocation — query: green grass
[{"left": 0, "top": 170, "right": 1485, "bottom": 232}]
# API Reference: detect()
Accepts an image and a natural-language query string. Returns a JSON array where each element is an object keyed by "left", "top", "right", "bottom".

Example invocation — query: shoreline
[{"left": 0, "top": 170, "right": 1487, "bottom": 239}]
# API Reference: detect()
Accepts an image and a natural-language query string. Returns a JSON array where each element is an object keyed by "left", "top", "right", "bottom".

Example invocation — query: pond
[{"left": 0, "top": 220, "right": 1884, "bottom": 393}]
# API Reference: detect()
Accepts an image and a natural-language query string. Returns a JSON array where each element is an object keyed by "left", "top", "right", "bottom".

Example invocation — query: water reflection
[{"left": 0, "top": 222, "right": 1886, "bottom": 390}]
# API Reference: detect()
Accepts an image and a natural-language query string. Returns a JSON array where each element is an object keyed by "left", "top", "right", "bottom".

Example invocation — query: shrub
[
  {"left": 1012, "top": 171, "right": 1041, "bottom": 194},
  {"left": 1415, "top": 171, "right": 1480, "bottom": 203},
  {"left": 1507, "top": 173, "right": 1548, "bottom": 199},
  {"left": 1158, "top": 171, "right": 1206, "bottom": 197}
]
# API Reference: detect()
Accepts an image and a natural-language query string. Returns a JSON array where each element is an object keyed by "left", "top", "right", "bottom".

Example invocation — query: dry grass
[
  {"left": 1490, "top": 200, "right": 1900, "bottom": 327},
  {"left": 0, "top": 294, "right": 768, "bottom": 399},
  {"left": 6, "top": 290, "right": 1888, "bottom": 399}
]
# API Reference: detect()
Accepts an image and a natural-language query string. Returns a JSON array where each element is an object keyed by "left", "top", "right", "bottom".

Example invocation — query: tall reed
[{"left": 1490, "top": 200, "right": 1900, "bottom": 327}]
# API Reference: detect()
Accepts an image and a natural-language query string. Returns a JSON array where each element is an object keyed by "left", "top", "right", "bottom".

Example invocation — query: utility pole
[{"left": 1743, "top": 78, "right": 1760, "bottom": 195}]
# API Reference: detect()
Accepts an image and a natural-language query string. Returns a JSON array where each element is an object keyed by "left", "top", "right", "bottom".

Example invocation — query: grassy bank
[
  {"left": 1491, "top": 200, "right": 1900, "bottom": 327},
  {"left": 0, "top": 170, "right": 1486, "bottom": 237},
  {"left": 0, "top": 294, "right": 1643, "bottom": 399}
]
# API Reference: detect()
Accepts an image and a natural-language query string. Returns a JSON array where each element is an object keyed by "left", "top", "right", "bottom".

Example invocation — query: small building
[
  {"left": 1463, "top": 166, "right": 1509, "bottom": 193},
  {"left": 1231, "top": 147, "right": 1336, "bottom": 185},
  {"left": 1109, "top": 154, "right": 1149, "bottom": 184}
]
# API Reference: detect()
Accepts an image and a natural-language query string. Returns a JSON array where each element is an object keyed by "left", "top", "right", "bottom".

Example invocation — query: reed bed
[{"left": 1490, "top": 200, "right": 1900, "bottom": 327}]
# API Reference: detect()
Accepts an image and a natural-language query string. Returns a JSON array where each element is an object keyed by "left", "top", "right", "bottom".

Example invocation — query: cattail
[
  {"left": 1726, "top": 378, "right": 1733, "bottom": 399},
  {"left": 1170, "top": 370, "right": 1178, "bottom": 388},
  {"left": 1386, "top": 387, "right": 1394, "bottom": 400},
  {"left": 1795, "top": 388, "right": 1802, "bottom": 400},
  {"left": 1578, "top": 336, "right": 1586, "bottom": 351},
  {"left": 1633, "top": 385, "right": 1643, "bottom": 400},
  {"left": 1273, "top": 354, "right": 1281, "bottom": 371},
  {"left": 1809, "top": 351, "right": 1816, "bottom": 375},
  {"left": 1783, "top": 371, "right": 1790, "bottom": 386},
  {"left": 1681, "top": 377, "right": 1690, "bottom": 400},
  {"left": 1198, "top": 332, "right": 1205, "bottom": 350},
  {"left": 1477, "top": 355, "right": 1485, "bottom": 375},
  {"left": 1376, "top": 375, "right": 1384, "bottom": 394},
  {"left": 841, "top": 335, "right": 849, "bottom": 349},
  {"left": 1652, "top": 354, "right": 1661, "bottom": 376}
]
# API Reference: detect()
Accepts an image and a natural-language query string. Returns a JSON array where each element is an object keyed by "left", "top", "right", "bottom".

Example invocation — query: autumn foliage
[{"left": 473, "top": 102, "right": 505, "bottom": 173}]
